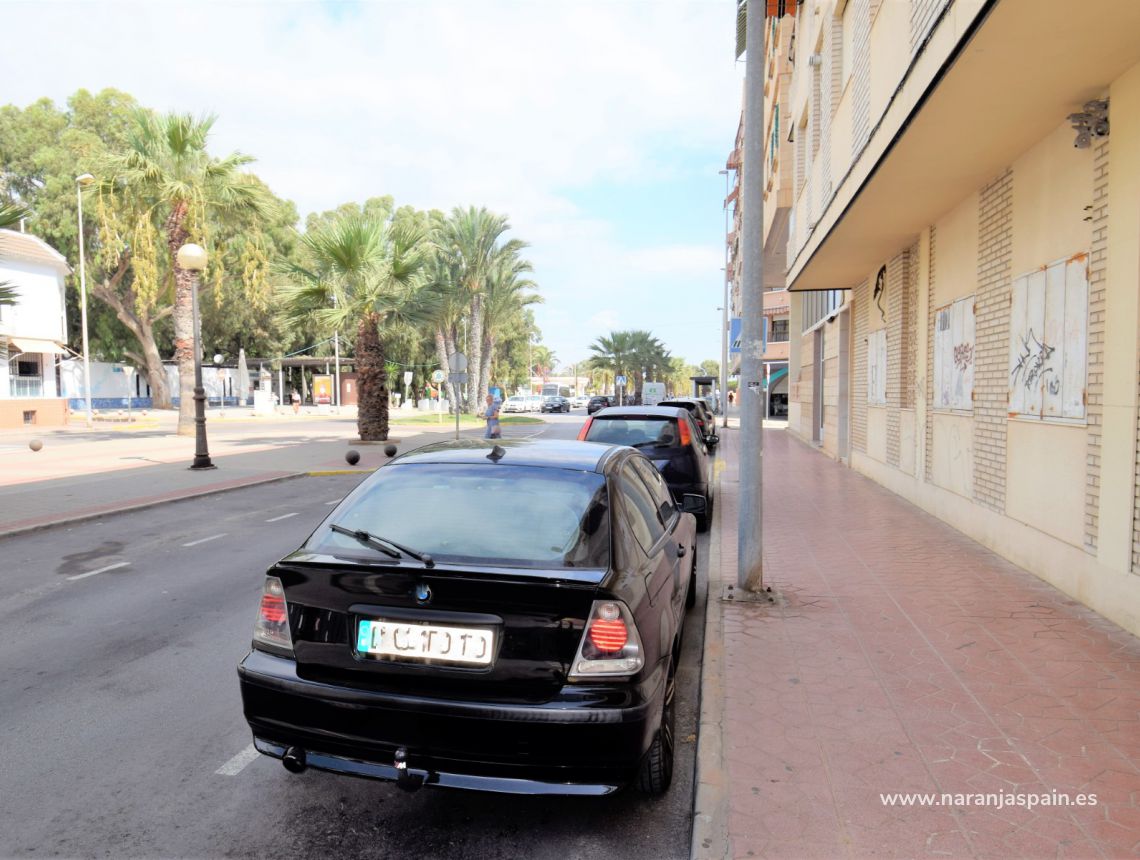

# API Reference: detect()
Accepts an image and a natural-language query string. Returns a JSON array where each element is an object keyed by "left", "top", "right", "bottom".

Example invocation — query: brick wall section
[
  {"left": 885, "top": 251, "right": 908, "bottom": 468},
  {"left": 925, "top": 226, "right": 937, "bottom": 482},
  {"left": 851, "top": 0, "right": 871, "bottom": 158},
  {"left": 906, "top": 241, "right": 919, "bottom": 409},
  {"left": 910, "top": 0, "right": 947, "bottom": 54},
  {"left": 852, "top": 279, "right": 869, "bottom": 453},
  {"left": 1134, "top": 357, "right": 1140, "bottom": 572},
  {"left": 972, "top": 169, "right": 1013, "bottom": 514},
  {"left": 795, "top": 331, "right": 815, "bottom": 440},
  {"left": 821, "top": 16, "right": 842, "bottom": 203},
  {"left": 1086, "top": 137, "right": 1109, "bottom": 555}
]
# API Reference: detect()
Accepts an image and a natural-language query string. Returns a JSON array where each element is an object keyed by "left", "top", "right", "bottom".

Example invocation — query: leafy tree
[
  {"left": 99, "top": 110, "right": 276, "bottom": 433},
  {"left": 588, "top": 329, "right": 672, "bottom": 399},
  {"left": 277, "top": 213, "right": 435, "bottom": 441},
  {"left": 700, "top": 359, "right": 720, "bottom": 378},
  {"left": 0, "top": 200, "right": 31, "bottom": 304}
]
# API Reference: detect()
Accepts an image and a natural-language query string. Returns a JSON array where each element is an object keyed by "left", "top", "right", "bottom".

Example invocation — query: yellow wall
[
  {"left": 1099, "top": 62, "right": 1140, "bottom": 571},
  {"left": 868, "top": 0, "right": 910, "bottom": 124},
  {"left": 1006, "top": 421, "right": 1086, "bottom": 548},
  {"left": 932, "top": 191, "right": 979, "bottom": 308},
  {"left": 1011, "top": 122, "right": 1094, "bottom": 276},
  {"left": 932, "top": 412, "right": 973, "bottom": 498},
  {"left": 867, "top": 406, "right": 887, "bottom": 462}
]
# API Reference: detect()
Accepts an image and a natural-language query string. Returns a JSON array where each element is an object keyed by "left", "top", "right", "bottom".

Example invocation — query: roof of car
[
  {"left": 590, "top": 405, "right": 690, "bottom": 419},
  {"left": 389, "top": 438, "right": 621, "bottom": 472}
]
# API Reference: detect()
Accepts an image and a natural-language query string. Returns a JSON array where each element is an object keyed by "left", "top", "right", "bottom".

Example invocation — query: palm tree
[
  {"left": 0, "top": 200, "right": 31, "bottom": 306},
  {"left": 101, "top": 111, "right": 274, "bottom": 434},
  {"left": 436, "top": 207, "right": 525, "bottom": 411},
  {"left": 480, "top": 250, "right": 540, "bottom": 398},
  {"left": 532, "top": 345, "right": 557, "bottom": 382},
  {"left": 278, "top": 213, "right": 433, "bottom": 441}
]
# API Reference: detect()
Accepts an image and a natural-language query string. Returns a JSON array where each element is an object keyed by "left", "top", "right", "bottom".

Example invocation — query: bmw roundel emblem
[{"left": 414, "top": 583, "right": 432, "bottom": 604}]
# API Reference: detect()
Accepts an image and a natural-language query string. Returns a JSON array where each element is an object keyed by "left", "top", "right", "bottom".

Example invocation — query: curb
[
  {"left": 690, "top": 432, "right": 731, "bottom": 860},
  {"left": 305, "top": 469, "right": 376, "bottom": 476},
  {"left": 0, "top": 472, "right": 304, "bottom": 540}
]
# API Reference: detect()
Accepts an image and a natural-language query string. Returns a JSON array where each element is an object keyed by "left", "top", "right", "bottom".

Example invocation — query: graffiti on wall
[{"left": 934, "top": 297, "right": 975, "bottom": 411}]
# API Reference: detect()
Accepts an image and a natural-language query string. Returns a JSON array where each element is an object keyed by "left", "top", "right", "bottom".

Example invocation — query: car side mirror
[
  {"left": 679, "top": 494, "right": 707, "bottom": 516},
  {"left": 708, "top": 435, "right": 720, "bottom": 446}
]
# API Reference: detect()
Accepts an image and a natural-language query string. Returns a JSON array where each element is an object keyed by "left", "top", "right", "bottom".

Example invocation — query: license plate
[{"left": 356, "top": 619, "right": 495, "bottom": 666}]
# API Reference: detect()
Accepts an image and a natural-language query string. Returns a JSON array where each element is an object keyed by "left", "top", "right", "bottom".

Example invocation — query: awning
[
  {"left": 763, "top": 367, "right": 788, "bottom": 389},
  {"left": 8, "top": 337, "right": 67, "bottom": 355}
]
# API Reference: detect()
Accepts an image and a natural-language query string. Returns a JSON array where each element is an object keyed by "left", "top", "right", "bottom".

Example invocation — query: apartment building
[
  {"left": 763, "top": 0, "right": 1140, "bottom": 634},
  {"left": 727, "top": 4, "right": 795, "bottom": 415}
]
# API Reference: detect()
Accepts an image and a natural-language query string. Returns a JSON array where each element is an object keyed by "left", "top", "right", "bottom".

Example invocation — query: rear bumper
[{"left": 238, "top": 650, "right": 661, "bottom": 795}]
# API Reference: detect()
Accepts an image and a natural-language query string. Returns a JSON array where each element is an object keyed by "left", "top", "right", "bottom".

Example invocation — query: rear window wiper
[{"left": 329, "top": 524, "right": 435, "bottom": 568}]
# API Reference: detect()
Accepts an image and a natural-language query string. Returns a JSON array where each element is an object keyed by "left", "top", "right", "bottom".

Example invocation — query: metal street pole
[
  {"left": 738, "top": 0, "right": 765, "bottom": 592},
  {"left": 75, "top": 174, "right": 95, "bottom": 428},
  {"left": 177, "top": 244, "right": 214, "bottom": 470},
  {"left": 719, "top": 169, "right": 731, "bottom": 427}
]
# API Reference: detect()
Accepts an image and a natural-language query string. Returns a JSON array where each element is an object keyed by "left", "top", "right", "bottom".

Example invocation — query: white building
[{"left": 0, "top": 229, "right": 71, "bottom": 427}]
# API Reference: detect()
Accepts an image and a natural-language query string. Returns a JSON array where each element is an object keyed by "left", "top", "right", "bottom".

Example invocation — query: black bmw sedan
[{"left": 238, "top": 439, "right": 701, "bottom": 797}]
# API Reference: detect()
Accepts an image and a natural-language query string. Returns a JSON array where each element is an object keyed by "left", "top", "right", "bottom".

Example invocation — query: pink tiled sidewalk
[{"left": 697, "top": 427, "right": 1140, "bottom": 859}]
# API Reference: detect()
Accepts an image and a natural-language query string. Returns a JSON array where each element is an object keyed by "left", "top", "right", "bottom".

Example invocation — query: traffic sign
[
  {"left": 447, "top": 352, "right": 468, "bottom": 372},
  {"left": 615, "top": 374, "right": 626, "bottom": 386},
  {"left": 403, "top": 370, "right": 413, "bottom": 385},
  {"left": 431, "top": 369, "right": 445, "bottom": 384}
]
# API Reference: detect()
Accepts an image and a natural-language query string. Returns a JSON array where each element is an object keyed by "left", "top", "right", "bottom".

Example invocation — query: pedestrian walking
[
  {"left": 291, "top": 389, "right": 301, "bottom": 415},
  {"left": 483, "top": 394, "right": 501, "bottom": 439}
]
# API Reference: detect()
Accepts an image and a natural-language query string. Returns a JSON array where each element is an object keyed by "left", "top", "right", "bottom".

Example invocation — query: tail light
[
  {"left": 253, "top": 575, "right": 293, "bottom": 654},
  {"left": 568, "top": 600, "right": 644, "bottom": 680},
  {"left": 677, "top": 418, "right": 692, "bottom": 446},
  {"left": 577, "top": 417, "right": 594, "bottom": 441}
]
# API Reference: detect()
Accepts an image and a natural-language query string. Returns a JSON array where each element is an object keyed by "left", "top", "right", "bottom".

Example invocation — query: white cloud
[{"left": 0, "top": 0, "right": 742, "bottom": 364}]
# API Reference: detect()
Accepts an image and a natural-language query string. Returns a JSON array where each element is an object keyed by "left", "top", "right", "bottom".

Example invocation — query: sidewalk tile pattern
[{"left": 716, "top": 429, "right": 1140, "bottom": 859}]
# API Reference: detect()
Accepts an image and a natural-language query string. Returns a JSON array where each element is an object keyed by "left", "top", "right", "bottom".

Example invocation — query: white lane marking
[
  {"left": 67, "top": 561, "right": 130, "bottom": 581},
  {"left": 265, "top": 512, "right": 299, "bottom": 523},
  {"left": 215, "top": 744, "right": 260, "bottom": 776},
  {"left": 325, "top": 499, "right": 341, "bottom": 506},
  {"left": 182, "top": 533, "right": 228, "bottom": 547}
]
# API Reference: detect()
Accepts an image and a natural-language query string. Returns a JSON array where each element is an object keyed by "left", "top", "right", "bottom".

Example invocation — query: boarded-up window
[
  {"left": 1008, "top": 257, "right": 1088, "bottom": 420},
  {"left": 867, "top": 328, "right": 886, "bottom": 405},
  {"left": 933, "top": 296, "right": 975, "bottom": 411}
]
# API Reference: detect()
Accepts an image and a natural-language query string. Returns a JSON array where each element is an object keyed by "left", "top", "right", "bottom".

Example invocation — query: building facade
[
  {"left": 0, "top": 229, "right": 71, "bottom": 427},
  {"left": 761, "top": 0, "right": 1140, "bottom": 634}
]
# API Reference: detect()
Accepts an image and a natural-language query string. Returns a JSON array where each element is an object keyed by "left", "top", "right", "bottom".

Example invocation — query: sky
[{"left": 2, "top": 0, "right": 743, "bottom": 369}]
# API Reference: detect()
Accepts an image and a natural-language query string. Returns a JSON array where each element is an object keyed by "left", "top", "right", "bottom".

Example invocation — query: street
[{"left": 0, "top": 414, "right": 708, "bottom": 859}]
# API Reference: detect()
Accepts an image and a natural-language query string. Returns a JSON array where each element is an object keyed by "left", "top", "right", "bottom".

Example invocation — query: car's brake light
[
  {"left": 569, "top": 600, "right": 644, "bottom": 679},
  {"left": 677, "top": 419, "right": 691, "bottom": 446},
  {"left": 253, "top": 575, "right": 293, "bottom": 653},
  {"left": 577, "top": 417, "right": 593, "bottom": 441}
]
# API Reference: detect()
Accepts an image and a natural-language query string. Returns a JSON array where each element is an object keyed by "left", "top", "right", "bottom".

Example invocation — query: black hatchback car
[
  {"left": 238, "top": 439, "right": 701, "bottom": 797},
  {"left": 658, "top": 398, "right": 719, "bottom": 451},
  {"left": 578, "top": 405, "right": 713, "bottom": 531},
  {"left": 586, "top": 395, "right": 616, "bottom": 414}
]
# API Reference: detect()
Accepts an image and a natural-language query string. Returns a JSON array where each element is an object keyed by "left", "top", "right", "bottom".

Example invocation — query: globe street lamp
[
  {"left": 176, "top": 243, "right": 214, "bottom": 470},
  {"left": 213, "top": 353, "right": 225, "bottom": 415},
  {"left": 75, "top": 173, "right": 95, "bottom": 428}
]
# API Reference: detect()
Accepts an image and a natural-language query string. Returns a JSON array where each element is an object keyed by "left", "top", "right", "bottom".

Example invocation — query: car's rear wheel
[
  {"left": 685, "top": 545, "right": 698, "bottom": 609},
  {"left": 637, "top": 658, "right": 675, "bottom": 796}
]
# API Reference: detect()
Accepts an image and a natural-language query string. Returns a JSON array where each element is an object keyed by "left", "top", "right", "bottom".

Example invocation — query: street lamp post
[
  {"left": 75, "top": 173, "right": 95, "bottom": 428},
  {"left": 177, "top": 243, "right": 214, "bottom": 470}
]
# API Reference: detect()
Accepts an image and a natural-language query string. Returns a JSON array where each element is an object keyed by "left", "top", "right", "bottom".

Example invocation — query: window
[
  {"left": 770, "top": 319, "right": 790, "bottom": 342},
  {"left": 1008, "top": 256, "right": 1088, "bottom": 421},
  {"left": 867, "top": 328, "right": 886, "bottom": 405},
  {"left": 841, "top": 0, "right": 854, "bottom": 89},
  {"left": 619, "top": 463, "right": 666, "bottom": 552},
  {"left": 933, "top": 296, "right": 975, "bottom": 411},
  {"left": 802, "top": 289, "right": 844, "bottom": 332},
  {"left": 630, "top": 457, "right": 677, "bottom": 527}
]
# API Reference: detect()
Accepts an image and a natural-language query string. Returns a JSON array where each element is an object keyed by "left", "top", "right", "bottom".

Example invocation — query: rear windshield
[
  {"left": 659, "top": 400, "right": 698, "bottom": 415},
  {"left": 585, "top": 416, "right": 680, "bottom": 449},
  {"left": 309, "top": 463, "right": 610, "bottom": 569}
]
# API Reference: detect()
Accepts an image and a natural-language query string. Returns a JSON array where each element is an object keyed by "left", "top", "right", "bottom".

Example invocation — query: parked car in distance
[
  {"left": 578, "top": 405, "right": 713, "bottom": 531},
  {"left": 525, "top": 394, "right": 543, "bottom": 412},
  {"left": 238, "top": 438, "right": 700, "bottom": 797},
  {"left": 502, "top": 395, "right": 528, "bottom": 413},
  {"left": 572, "top": 394, "right": 591, "bottom": 409},
  {"left": 658, "top": 398, "right": 719, "bottom": 451},
  {"left": 586, "top": 395, "right": 617, "bottom": 414},
  {"left": 541, "top": 395, "right": 571, "bottom": 413}
]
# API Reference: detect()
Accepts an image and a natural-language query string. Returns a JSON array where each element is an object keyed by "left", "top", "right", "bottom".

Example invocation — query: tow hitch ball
[{"left": 395, "top": 747, "right": 425, "bottom": 792}]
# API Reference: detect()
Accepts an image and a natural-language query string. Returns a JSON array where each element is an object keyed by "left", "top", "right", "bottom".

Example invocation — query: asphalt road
[{"left": 0, "top": 413, "right": 709, "bottom": 859}]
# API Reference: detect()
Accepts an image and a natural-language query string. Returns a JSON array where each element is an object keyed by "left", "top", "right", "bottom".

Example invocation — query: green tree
[
  {"left": 277, "top": 213, "right": 434, "bottom": 441},
  {"left": 99, "top": 110, "right": 275, "bottom": 434},
  {"left": 0, "top": 200, "right": 32, "bottom": 304},
  {"left": 700, "top": 359, "right": 720, "bottom": 378}
]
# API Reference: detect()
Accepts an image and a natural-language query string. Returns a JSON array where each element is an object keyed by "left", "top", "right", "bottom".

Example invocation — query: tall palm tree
[
  {"left": 436, "top": 207, "right": 524, "bottom": 412},
  {"left": 278, "top": 214, "right": 432, "bottom": 441},
  {"left": 0, "top": 201, "right": 32, "bottom": 306},
  {"left": 101, "top": 111, "right": 274, "bottom": 434},
  {"left": 480, "top": 252, "right": 540, "bottom": 396}
]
